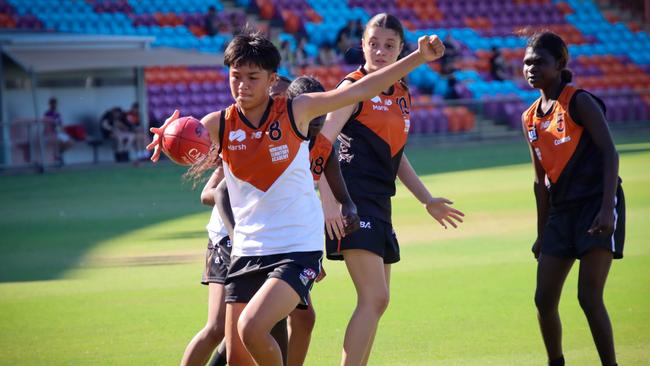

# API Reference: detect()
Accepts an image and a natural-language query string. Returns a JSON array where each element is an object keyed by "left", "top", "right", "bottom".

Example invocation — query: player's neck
[
  {"left": 539, "top": 78, "right": 565, "bottom": 104},
  {"left": 238, "top": 98, "right": 270, "bottom": 128}
]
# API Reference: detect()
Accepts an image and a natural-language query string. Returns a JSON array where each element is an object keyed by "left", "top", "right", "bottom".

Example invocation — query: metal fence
[{"left": 1, "top": 90, "right": 649, "bottom": 172}]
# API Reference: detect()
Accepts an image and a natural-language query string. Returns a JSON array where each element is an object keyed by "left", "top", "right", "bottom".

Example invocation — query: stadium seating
[{"left": 1, "top": 0, "right": 648, "bottom": 135}]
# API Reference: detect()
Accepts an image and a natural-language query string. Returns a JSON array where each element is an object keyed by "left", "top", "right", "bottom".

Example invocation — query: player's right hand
[
  {"left": 341, "top": 201, "right": 360, "bottom": 235},
  {"left": 146, "top": 109, "right": 179, "bottom": 162},
  {"left": 531, "top": 239, "right": 541, "bottom": 260},
  {"left": 323, "top": 196, "right": 346, "bottom": 241}
]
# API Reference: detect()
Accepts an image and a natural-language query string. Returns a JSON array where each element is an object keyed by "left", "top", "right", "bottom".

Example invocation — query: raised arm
[{"left": 291, "top": 35, "right": 445, "bottom": 134}]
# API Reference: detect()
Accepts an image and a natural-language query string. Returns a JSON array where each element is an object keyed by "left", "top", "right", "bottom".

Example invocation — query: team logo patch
[
  {"left": 269, "top": 144, "right": 289, "bottom": 162},
  {"left": 251, "top": 131, "right": 263, "bottom": 139},
  {"left": 404, "top": 118, "right": 411, "bottom": 133},
  {"left": 360, "top": 220, "right": 372, "bottom": 229},
  {"left": 299, "top": 268, "right": 318, "bottom": 286},
  {"left": 540, "top": 120, "right": 551, "bottom": 129},
  {"left": 229, "top": 129, "right": 246, "bottom": 142},
  {"left": 556, "top": 112, "right": 565, "bottom": 133},
  {"left": 527, "top": 124, "right": 538, "bottom": 142}
]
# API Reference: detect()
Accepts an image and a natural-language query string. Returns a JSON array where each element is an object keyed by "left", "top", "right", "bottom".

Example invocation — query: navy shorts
[
  {"left": 541, "top": 187, "right": 625, "bottom": 260},
  {"left": 201, "top": 236, "right": 232, "bottom": 285},
  {"left": 224, "top": 251, "right": 323, "bottom": 307},
  {"left": 326, "top": 215, "right": 400, "bottom": 264}
]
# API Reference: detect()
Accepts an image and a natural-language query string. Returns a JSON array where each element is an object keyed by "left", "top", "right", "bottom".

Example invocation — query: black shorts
[
  {"left": 541, "top": 187, "right": 625, "bottom": 259},
  {"left": 326, "top": 216, "right": 400, "bottom": 264},
  {"left": 224, "top": 251, "right": 323, "bottom": 307},
  {"left": 201, "top": 236, "right": 232, "bottom": 285}
]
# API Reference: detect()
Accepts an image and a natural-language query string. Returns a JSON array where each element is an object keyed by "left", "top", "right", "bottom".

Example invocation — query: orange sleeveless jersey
[
  {"left": 523, "top": 85, "right": 583, "bottom": 184},
  {"left": 337, "top": 67, "right": 411, "bottom": 222},
  {"left": 309, "top": 132, "right": 333, "bottom": 182},
  {"left": 219, "top": 97, "right": 324, "bottom": 256}
]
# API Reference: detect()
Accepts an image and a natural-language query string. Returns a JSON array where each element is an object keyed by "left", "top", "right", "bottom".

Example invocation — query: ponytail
[{"left": 560, "top": 69, "right": 573, "bottom": 83}]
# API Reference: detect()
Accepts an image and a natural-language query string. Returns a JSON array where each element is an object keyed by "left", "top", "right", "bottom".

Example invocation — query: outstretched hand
[
  {"left": 417, "top": 35, "right": 445, "bottom": 63},
  {"left": 425, "top": 197, "right": 464, "bottom": 229},
  {"left": 146, "top": 109, "right": 180, "bottom": 162}
]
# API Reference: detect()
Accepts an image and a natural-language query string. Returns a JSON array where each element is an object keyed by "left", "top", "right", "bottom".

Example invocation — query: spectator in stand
[
  {"left": 126, "top": 102, "right": 150, "bottom": 161},
  {"left": 444, "top": 75, "right": 462, "bottom": 100},
  {"left": 335, "top": 20, "right": 354, "bottom": 53},
  {"left": 440, "top": 34, "right": 461, "bottom": 75},
  {"left": 317, "top": 43, "right": 339, "bottom": 66},
  {"left": 295, "top": 37, "right": 312, "bottom": 68},
  {"left": 204, "top": 5, "right": 220, "bottom": 37},
  {"left": 279, "top": 40, "right": 295, "bottom": 69},
  {"left": 101, "top": 106, "right": 134, "bottom": 162},
  {"left": 490, "top": 46, "right": 509, "bottom": 81},
  {"left": 43, "top": 97, "right": 73, "bottom": 164},
  {"left": 351, "top": 19, "right": 364, "bottom": 40}
]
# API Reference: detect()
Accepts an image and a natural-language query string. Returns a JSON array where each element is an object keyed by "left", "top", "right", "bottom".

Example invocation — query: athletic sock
[
  {"left": 208, "top": 340, "right": 227, "bottom": 366},
  {"left": 549, "top": 355, "right": 565, "bottom": 366}
]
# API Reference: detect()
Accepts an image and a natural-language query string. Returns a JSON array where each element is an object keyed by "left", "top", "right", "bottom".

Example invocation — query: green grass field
[{"left": 1, "top": 134, "right": 649, "bottom": 365}]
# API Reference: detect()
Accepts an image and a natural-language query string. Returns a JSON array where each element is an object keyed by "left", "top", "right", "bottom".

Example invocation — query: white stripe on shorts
[{"left": 610, "top": 196, "right": 618, "bottom": 252}]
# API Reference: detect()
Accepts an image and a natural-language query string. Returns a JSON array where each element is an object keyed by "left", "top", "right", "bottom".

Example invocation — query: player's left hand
[
  {"left": 425, "top": 197, "right": 464, "bottom": 229},
  {"left": 588, "top": 207, "right": 615, "bottom": 236},
  {"left": 146, "top": 109, "right": 180, "bottom": 162},
  {"left": 417, "top": 35, "right": 445, "bottom": 63}
]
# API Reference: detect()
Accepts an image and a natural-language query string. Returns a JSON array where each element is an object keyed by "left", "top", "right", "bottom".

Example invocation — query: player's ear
[{"left": 269, "top": 72, "right": 278, "bottom": 84}]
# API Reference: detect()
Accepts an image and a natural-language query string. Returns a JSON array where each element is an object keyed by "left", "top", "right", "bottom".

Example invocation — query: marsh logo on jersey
[
  {"left": 371, "top": 96, "right": 388, "bottom": 112},
  {"left": 229, "top": 129, "right": 246, "bottom": 142},
  {"left": 299, "top": 268, "right": 317, "bottom": 286}
]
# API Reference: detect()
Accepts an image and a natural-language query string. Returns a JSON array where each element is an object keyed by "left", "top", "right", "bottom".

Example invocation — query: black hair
[
  {"left": 364, "top": 13, "right": 405, "bottom": 45},
  {"left": 223, "top": 28, "right": 280, "bottom": 72},
  {"left": 286, "top": 76, "right": 325, "bottom": 99},
  {"left": 527, "top": 31, "right": 573, "bottom": 83},
  {"left": 277, "top": 75, "right": 292, "bottom": 84}
]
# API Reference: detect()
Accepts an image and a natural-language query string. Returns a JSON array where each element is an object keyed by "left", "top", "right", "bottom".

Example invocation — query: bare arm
[
  {"left": 397, "top": 153, "right": 464, "bottom": 229},
  {"left": 323, "top": 149, "right": 360, "bottom": 235},
  {"left": 574, "top": 92, "right": 619, "bottom": 236},
  {"left": 522, "top": 114, "right": 550, "bottom": 258},
  {"left": 292, "top": 35, "right": 445, "bottom": 134},
  {"left": 200, "top": 165, "right": 224, "bottom": 206},
  {"left": 214, "top": 179, "right": 235, "bottom": 238}
]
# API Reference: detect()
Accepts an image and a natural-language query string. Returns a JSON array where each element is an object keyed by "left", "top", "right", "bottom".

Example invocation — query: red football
[{"left": 161, "top": 116, "right": 211, "bottom": 165}]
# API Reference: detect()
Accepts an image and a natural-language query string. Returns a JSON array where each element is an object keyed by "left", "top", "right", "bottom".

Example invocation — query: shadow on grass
[
  {"left": 1, "top": 132, "right": 648, "bottom": 283},
  {"left": 0, "top": 164, "right": 206, "bottom": 282}
]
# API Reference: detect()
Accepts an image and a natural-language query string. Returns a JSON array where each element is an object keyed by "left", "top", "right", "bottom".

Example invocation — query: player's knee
[
  {"left": 577, "top": 288, "right": 603, "bottom": 314},
  {"left": 534, "top": 290, "right": 556, "bottom": 314},
  {"left": 361, "top": 290, "right": 390, "bottom": 316},
  {"left": 237, "top": 314, "right": 263, "bottom": 348},
  {"left": 204, "top": 321, "right": 225, "bottom": 343},
  {"left": 290, "top": 308, "right": 316, "bottom": 332}
]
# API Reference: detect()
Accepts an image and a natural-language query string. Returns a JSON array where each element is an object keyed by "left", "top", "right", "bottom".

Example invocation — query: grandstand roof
[{"left": 0, "top": 33, "right": 223, "bottom": 72}]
